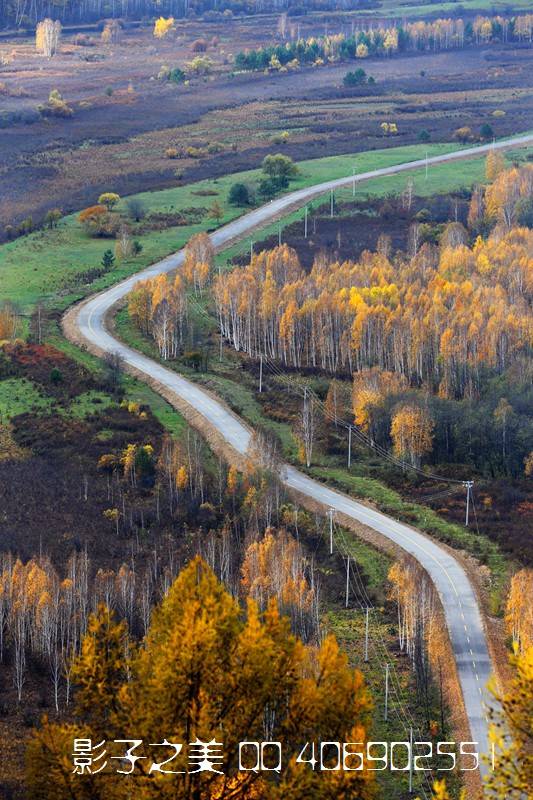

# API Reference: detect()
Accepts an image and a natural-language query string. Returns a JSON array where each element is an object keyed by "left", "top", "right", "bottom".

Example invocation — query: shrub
[
  {"left": 79, "top": 209, "right": 120, "bottom": 238},
  {"left": 192, "top": 38, "right": 208, "bottom": 52},
  {"left": 185, "top": 146, "right": 203, "bottom": 158},
  {"left": 126, "top": 197, "right": 146, "bottom": 222},
  {"left": 454, "top": 126, "right": 473, "bottom": 143},
  {"left": 258, "top": 175, "right": 289, "bottom": 199},
  {"left": 186, "top": 56, "right": 212, "bottom": 75},
  {"left": 480, "top": 123, "right": 494, "bottom": 140},
  {"left": 78, "top": 205, "right": 106, "bottom": 224},
  {"left": 169, "top": 67, "right": 185, "bottom": 84},
  {"left": 229, "top": 183, "right": 251, "bottom": 206},
  {"left": 165, "top": 147, "right": 179, "bottom": 159},
  {"left": 343, "top": 68, "right": 367, "bottom": 86},
  {"left": 39, "top": 89, "right": 73, "bottom": 118},
  {"left": 72, "top": 33, "right": 95, "bottom": 47},
  {"left": 207, "top": 141, "right": 224, "bottom": 153},
  {"left": 272, "top": 130, "right": 290, "bottom": 145},
  {"left": 105, "top": 86, "right": 113, "bottom": 96},
  {"left": 418, "top": 129, "right": 431, "bottom": 142}
]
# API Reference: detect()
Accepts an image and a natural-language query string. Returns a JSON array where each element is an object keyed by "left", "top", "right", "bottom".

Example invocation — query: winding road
[{"left": 66, "top": 133, "right": 533, "bottom": 779}]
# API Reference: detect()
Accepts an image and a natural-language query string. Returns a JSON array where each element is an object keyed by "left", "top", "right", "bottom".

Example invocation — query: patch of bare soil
[{"left": 1, "top": 28, "right": 532, "bottom": 232}]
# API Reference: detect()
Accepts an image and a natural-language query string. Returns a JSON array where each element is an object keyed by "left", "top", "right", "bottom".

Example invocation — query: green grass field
[
  {"left": 343, "top": 0, "right": 533, "bottom": 19},
  {"left": 0, "top": 378, "right": 52, "bottom": 421},
  {"left": 5, "top": 138, "right": 529, "bottom": 314},
  {"left": 48, "top": 331, "right": 188, "bottom": 436},
  {"left": 219, "top": 142, "right": 532, "bottom": 263}
]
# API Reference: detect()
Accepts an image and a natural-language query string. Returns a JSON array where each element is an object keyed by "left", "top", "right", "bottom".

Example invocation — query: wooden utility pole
[
  {"left": 464, "top": 480, "right": 474, "bottom": 526},
  {"left": 345, "top": 558, "right": 350, "bottom": 607},
  {"left": 384, "top": 663, "right": 389, "bottom": 720}
]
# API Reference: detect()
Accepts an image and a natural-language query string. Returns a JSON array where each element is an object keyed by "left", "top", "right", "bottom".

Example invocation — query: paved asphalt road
[{"left": 71, "top": 134, "right": 533, "bottom": 777}]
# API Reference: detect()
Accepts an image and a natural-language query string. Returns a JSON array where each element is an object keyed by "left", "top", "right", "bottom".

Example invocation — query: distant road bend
[{"left": 68, "top": 134, "right": 533, "bottom": 774}]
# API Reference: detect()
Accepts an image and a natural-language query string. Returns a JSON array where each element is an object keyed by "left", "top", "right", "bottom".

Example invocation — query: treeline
[
  {"left": 235, "top": 13, "right": 533, "bottom": 70},
  {"left": 0, "top": 388, "right": 326, "bottom": 706},
  {"left": 388, "top": 557, "right": 446, "bottom": 726},
  {"left": 213, "top": 225, "right": 532, "bottom": 399},
  {"left": 2, "top": 0, "right": 369, "bottom": 28},
  {"left": 127, "top": 232, "right": 213, "bottom": 359},
  {"left": 0, "top": 523, "right": 319, "bottom": 709},
  {"left": 25, "top": 557, "right": 371, "bottom": 800}
]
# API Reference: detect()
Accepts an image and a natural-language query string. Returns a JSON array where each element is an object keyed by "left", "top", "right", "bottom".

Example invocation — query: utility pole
[
  {"left": 304, "top": 205, "right": 308, "bottom": 238},
  {"left": 347, "top": 426, "right": 352, "bottom": 468},
  {"left": 330, "top": 188, "right": 334, "bottom": 218},
  {"left": 250, "top": 240, "right": 254, "bottom": 260},
  {"left": 259, "top": 354, "right": 263, "bottom": 393},
  {"left": 464, "top": 480, "right": 474, "bottom": 526},
  {"left": 328, "top": 508, "right": 334, "bottom": 554},
  {"left": 425, "top": 151, "right": 429, "bottom": 180},
  {"left": 278, "top": 223, "right": 282, "bottom": 246},
  {"left": 384, "top": 663, "right": 389, "bottom": 720},
  {"left": 352, "top": 167, "right": 356, "bottom": 197},
  {"left": 364, "top": 607, "right": 369, "bottom": 662},
  {"left": 345, "top": 558, "right": 350, "bottom": 608},
  {"left": 408, "top": 726, "right": 413, "bottom": 793}
]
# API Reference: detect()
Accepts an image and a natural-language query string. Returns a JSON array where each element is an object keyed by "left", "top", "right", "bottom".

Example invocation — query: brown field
[{"left": 1, "top": 19, "right": 532, "bottom": 232}]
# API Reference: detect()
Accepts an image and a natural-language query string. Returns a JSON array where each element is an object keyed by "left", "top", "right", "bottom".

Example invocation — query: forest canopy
[
  {"left": 26, "top": 557, "right": 375, "bottom": 800},
  {"left": 3, "top": 0, "right": 376, "bottom": 28}
]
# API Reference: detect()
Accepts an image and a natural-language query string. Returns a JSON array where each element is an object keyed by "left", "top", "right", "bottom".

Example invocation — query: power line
[{"left": 324, "top": 513, "right": 434, "bottom": 798}]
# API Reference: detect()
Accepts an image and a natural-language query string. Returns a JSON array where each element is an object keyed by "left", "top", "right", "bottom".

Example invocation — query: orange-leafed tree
[
  {"left": 0, "top": 302, "right": 20, "bottom": 340},
  {"left": 183, "top": 232, "right": 215, "bottom": 296},
  {"left": 485, "top": 645, "right": 533, "bottom": 798},
  {"left": 241, "top": 528, "right": 318, "bottom": 642},
  {"left": 352, "top": 368, "right": 407, "bottom": 438},
  {"left": 26, "top": 557, "right": 375, "bottom": 800},
  {"left": 390, "top": 404, "right": 434, "bottom": 467},
  {"left": 505, "top": 569, "right": 533, "bottom": 653},
  {"left": 485, "top": 149, "right": 505, "bottom": 182},
  {"left": 153, "top": 16, "right": 174, "bottom": 38}
]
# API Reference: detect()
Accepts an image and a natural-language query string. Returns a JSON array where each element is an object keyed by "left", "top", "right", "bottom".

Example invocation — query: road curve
[{"left": 69, "top": 134, "right": 533, "bottom": 774}]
